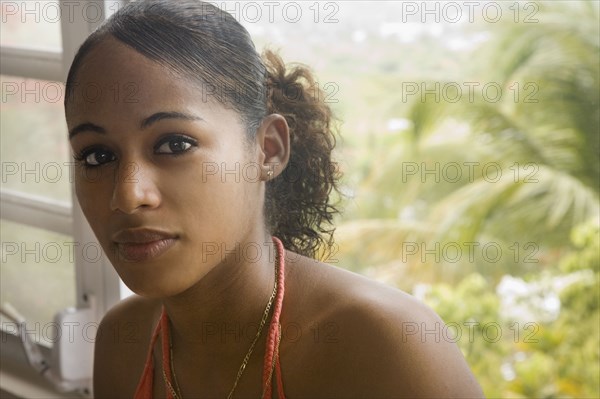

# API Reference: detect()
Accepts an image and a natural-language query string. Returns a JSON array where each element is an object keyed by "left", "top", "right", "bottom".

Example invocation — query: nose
[{"left": 110, "top": 161, "right": 161, "bottom": 214}]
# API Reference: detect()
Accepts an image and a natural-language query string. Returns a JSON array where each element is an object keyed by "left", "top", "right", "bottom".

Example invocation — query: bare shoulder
[
  {"left": 93, "top": 295, "right": 161, "bottom": 399},
  {"left": 282, "top": 253, "right": 485, "bottom": 398}
]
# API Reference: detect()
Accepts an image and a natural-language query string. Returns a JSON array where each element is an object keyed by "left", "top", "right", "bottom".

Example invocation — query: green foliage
[
  {"left": 332, "top": 2, "right": 599, "bottom": 397},
  {"left": 336, "top": 0, "right": 600, "bottom": 281},
  {"left": 419, "top": 221, "right": 599, "bottom": 397},
  {"left": 550, "top": 221, "right": 599, "bottom": 397},
  {"left": 420, "top": 274, "right": 508, "bottom": 397}
]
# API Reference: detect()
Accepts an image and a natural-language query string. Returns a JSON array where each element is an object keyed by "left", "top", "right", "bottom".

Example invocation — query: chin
[
  {"left": 116, "top": 259, "right": 208, "bottom": 300},
  {"left": 120, "top": 274, "right": 190, "bottom": 299}
]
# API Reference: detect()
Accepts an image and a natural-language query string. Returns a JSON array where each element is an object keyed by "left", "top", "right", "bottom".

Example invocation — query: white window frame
[{"left": 1, "top": 1, "right": 128, "bottom": 397}]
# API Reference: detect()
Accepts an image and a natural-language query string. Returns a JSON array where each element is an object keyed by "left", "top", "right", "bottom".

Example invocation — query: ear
[{"left": 255, "top": 114, "right": 290, "bottom": 181}]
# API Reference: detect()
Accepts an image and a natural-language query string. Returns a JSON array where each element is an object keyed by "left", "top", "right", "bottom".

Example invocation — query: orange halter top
[{"left": 133, "top": 237, "right": 287, "bottom": 399}]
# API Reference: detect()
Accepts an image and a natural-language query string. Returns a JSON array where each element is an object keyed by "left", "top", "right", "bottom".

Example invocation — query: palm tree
[{"left": 335, "top": 1, "right": 599, "bottom": 284}]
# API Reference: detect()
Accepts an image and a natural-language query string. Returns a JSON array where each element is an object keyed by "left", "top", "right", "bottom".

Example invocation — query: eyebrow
[{"left": 68, "top": 111, "right": 204, "bottom": 140}]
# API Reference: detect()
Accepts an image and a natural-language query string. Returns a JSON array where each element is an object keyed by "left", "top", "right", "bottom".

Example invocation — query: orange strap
[
  {"left": 133, "top": 310, "right": 166, "bottom": 398},
  {"left": 261, "top": 237, "right": 286, "bottom": 399}
]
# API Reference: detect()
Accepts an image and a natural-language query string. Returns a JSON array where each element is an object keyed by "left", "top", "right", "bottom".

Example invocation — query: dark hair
[{"left": 64, "top": 0, "right": 340, "bottom": 258}]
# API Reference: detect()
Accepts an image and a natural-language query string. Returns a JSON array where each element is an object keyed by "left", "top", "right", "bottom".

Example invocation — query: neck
[{"left": 162, "top": 229, "right": 279, "bottom": 356}]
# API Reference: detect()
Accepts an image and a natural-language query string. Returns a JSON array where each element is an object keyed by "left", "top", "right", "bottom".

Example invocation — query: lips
[{"left": 112, "top": 228, "right": 178, "bottom": 262}]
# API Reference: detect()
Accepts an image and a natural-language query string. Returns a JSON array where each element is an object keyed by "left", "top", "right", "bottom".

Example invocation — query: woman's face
[{"left": 66, "top": 38, "right": 266, "bottom": 297}]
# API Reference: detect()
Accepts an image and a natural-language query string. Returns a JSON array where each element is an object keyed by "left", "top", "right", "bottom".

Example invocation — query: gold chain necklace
[{"left": 162, "top": 244, "right": 281, "bottom": 399}]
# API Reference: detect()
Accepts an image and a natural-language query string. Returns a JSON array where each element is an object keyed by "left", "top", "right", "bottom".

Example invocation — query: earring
[{"left": 267, "top": 170, "right": 274, "bottom": 180}]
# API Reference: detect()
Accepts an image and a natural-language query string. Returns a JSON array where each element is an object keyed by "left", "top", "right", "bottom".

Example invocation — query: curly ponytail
[
  {"left": 263, "top": 50, "right": 341, "bottom": 258},
  {"left": 63, "top": 0, "right": 341, "bottom": 259}
]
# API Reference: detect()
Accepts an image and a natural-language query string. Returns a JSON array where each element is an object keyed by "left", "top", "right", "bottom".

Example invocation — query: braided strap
[{"left": 262, "top": 236, "right": 286, "bottom": 398}]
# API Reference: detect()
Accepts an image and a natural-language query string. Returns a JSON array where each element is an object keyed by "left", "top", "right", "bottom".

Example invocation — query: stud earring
[{"left": 267, "top": 170, "right": 274, "bottom": 180}]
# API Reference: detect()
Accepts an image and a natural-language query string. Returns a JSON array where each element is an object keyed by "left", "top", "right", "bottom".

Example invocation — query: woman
[{"left": 65, "top": 0, "right": 484, "bottom": 397}]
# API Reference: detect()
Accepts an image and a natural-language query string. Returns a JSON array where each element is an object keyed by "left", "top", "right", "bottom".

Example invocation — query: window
[
  {"left": 1, "top": 1, "right": 127, "bottom": 397},
  {"left": 1, "top": 75, "right": 71, "bottom": 203},
  {"left": 0, "top": 1, "right": 63, "bottom": 50},
  {"left": 0, "top": 73, "right": 75, "bottom": 333},
  {"left": 0, "top": 220, "right": 76, "bottom": 344}
]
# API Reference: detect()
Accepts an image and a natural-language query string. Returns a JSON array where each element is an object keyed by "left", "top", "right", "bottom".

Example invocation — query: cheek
[
  {"left": 74, "top": 171, "right": 112, "bottom": 230},
  {"left": 161, "top": 158, "right": 261, "bottom": 236},
  {"left": 165, "top": 164, "right": 249, "bottom": 220}
]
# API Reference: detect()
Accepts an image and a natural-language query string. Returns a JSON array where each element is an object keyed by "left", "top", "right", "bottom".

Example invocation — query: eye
[
  {"left": 75, "top": 148, "right": 116, "bottom": 167},
  {"left": 155, "top": 135, "right": 197, "bottom": 155}
]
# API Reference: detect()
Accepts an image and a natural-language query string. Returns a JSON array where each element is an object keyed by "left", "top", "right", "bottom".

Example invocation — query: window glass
[
  {"left": 0, "top": 219, "right": 76, "bottom": 346},
  {"left": 0, "top": 1, "right": 62, "bottom": 50},
  {"left": 1, "top": 75, "right": 72, "bottom": 204}
]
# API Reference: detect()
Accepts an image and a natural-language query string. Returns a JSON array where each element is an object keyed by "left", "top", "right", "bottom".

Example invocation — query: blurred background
[{"left": 2, "top": 1, "right": 599, "bottom": 397}]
